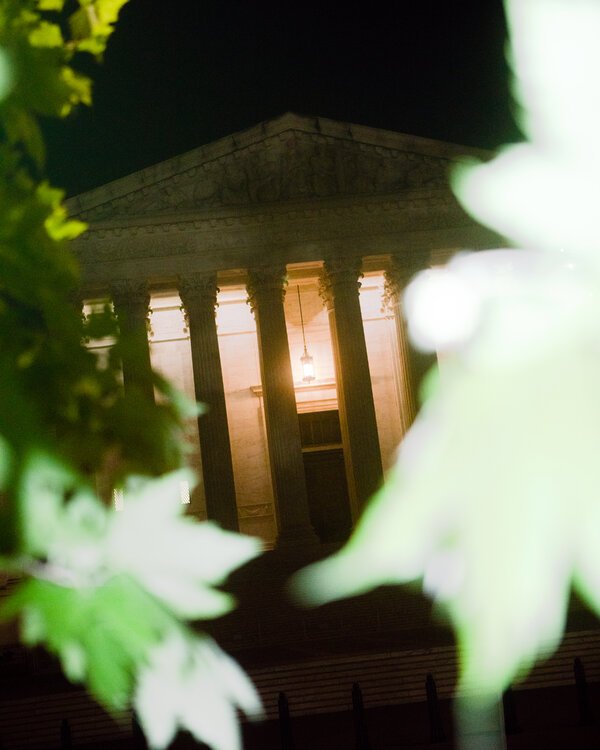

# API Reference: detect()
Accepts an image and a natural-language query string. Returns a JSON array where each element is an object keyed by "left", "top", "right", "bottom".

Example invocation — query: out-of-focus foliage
[
  {"left": 453, "top": 0, "right": 600, "bottom": 262},
  {"left": 136, "top": 628, "right": 262, "bottom": 750},
  {"left": 0, "top": 3, "right": 262, "bottom": 748},
  {"left": 0, "top": 0, "right": 190, "bottom": 553},
  {"left": 293, "top": 0, "right": 600, "bottom": 706},
  {"left": 2, "top": 469, "right": 261, "bottom": 747}
]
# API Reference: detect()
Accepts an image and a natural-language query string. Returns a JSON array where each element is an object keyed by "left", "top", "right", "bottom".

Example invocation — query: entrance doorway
[{"left": 298, "top": 410, "right": 352, "bottom": 543}]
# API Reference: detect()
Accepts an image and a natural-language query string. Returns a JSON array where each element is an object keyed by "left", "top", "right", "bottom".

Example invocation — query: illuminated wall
[
  {"left": 214, "top": 288, "right": 275, "bottom": 540},
  {"left": 360, "top": 273, "right": 404, "bottom": 473}
]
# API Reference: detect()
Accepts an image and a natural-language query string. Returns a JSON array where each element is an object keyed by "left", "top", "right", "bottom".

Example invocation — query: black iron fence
[{"left": 29, "top": 656, "right": 598, "bottom": 749}]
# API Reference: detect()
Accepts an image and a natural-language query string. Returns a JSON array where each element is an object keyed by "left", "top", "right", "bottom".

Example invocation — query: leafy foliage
[
  {"left": 136, "top": 629, "right": 262, "bottom": 750},
  {"left": 0, "top": 2, "right": 263, "bottom": 748},
  {"left": 2, "top": 468, "right": 261, "bottom": 744},
  {"left": 293, "top": 0, "right": 600, "bottom": 705},
  {"left": 0, "top": 1, "right": 193, "bottom": 553}
]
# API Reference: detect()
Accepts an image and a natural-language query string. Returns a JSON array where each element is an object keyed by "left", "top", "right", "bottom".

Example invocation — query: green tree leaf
[
  {"left": 28, "top": 21, "right": 63, "bottom": 48},
  {"left": 37, "top": 0, "right": 65, "bottom": 10},
  {"left": 69, "top": 0, "right": 128, "bottom": 57}
]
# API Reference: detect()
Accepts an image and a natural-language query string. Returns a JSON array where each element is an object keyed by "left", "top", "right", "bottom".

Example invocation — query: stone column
[
  {"left": 384, "top": 258, "right": 418, "bottom": 434},
  {"left": 110, "top": 279, "right": 154, "bottom": 402},
  {"left": 179, "top": 273, "right": 238, "bottom": 531},
  {"left": 385, "top": 255, "right": 436, "bottom": 431},
  {"left": 247, "top": 267, "right": 317, "bottom": 545},
  {"left": 320, "top": 258, "right": 383, "bottom": 519}
]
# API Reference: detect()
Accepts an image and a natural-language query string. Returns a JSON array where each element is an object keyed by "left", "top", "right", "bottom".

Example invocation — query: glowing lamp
[
  {"left": 297, "top": 285, "right": 316, "bottom": 382},
  {"left": 300, "top": 346, "right": 315, "bottom": 382}
]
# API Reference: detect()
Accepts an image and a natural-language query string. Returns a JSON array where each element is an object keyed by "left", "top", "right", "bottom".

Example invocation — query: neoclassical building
[
  {"left": 5, "top": 114, "right": 600, "bottom": 750},
  {"left": 68, "top": 112, "right": 497, "bottom": 548}
]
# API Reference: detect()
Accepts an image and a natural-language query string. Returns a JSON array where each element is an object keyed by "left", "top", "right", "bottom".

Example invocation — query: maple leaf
[
  {"left": 107, "top": 471, "right": 260, "bottom": 620},
  {"left": 135, "top": 629, "right": 262, "bottom": 750}
]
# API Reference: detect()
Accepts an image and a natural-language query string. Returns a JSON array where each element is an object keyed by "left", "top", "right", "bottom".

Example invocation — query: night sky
[{"left": 42, "top": 0, "right": 521, "bottom": 197}]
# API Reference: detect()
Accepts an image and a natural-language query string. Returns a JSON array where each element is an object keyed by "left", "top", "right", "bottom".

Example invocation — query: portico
[{"left": 70, "top": 112, "right": 498, "bottom": 547}]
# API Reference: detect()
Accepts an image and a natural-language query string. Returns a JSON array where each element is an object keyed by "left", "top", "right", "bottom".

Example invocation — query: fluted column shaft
[
  {"left": 385, "top": 256, "right": 436, "bottom": 430},
  {"left": 110, "top": 279, "right": 154, "bottom": 402},
  {"left": 247, "top": 267, "right": 317, "bottom": 545},
  {"left": 179, "top": 273, "right": 238, "bottom": 531},
  {"left": 320, "top": 259, "right": 383, "bottom": 518}
]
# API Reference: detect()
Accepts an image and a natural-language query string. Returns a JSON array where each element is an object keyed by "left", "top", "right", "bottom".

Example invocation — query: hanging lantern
[
  {"left": 297, "top": 285, "right": 316, "bottom": 383},
  {"left": 300, "top": 346, "right": 315, "bottom": 382}
]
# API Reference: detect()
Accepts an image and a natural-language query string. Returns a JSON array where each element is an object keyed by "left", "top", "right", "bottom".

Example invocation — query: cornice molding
[{"left": 73, "top": 190, "right": 465, "bottom": 245}]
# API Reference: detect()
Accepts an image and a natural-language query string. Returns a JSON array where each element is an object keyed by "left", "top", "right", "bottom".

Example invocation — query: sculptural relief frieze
[
  {"left": 75, "top": 131, "right": 453, "bottom": 222},
  {"left": 76, "top": 193, "right": 461, "bottom": 249}
]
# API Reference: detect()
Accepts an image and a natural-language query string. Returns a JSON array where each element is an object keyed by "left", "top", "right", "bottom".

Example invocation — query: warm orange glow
[{"left": 301, "top": 348, "right": 316, "bottom": 382}]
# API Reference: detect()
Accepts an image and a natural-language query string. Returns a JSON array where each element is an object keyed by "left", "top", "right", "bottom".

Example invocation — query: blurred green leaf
[
  {"left": 69, "top": 0, "right": 128, "bottom": 57},
  {"left": 28, "top": 21, "right": 62, "bottom": 48},
  {"left": 37, "top": 0, "right": 65, "bottom": 9}
]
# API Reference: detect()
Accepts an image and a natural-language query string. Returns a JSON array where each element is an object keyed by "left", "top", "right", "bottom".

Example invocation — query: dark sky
[{"left": 42, "top": 0, "right": 521, "bottom": 197}]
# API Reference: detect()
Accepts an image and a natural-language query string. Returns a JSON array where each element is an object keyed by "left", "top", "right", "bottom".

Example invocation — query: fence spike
[
  {"left": 352, "top": 682, "right": 371, "bottom": 750},
  {"left": 425, "top": 673, "right": 446, "bottom": 743},
  {"left": 60, "top": 718, "right": 72, "bottom": 750},
  {"left": 278, "top": 691, "right": 295, "bottom": 750},
  {"left": 574, "top": 657, "right": 594, "bottom": 725},
  {"left": 502, "top": 688, "right": 520, "bottom": 735}
]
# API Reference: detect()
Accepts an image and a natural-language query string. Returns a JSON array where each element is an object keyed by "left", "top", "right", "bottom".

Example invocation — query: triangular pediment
[{"left": 68, "top": 113, "right": 488, "bottom": 222}]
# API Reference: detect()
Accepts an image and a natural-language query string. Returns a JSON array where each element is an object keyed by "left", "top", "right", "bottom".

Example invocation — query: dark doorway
[{"left": 298, "top": 410, "right": 352, "bottom": 543}]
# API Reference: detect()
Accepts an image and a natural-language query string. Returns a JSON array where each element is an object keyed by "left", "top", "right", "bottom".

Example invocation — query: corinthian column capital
[
  {"left": 246, "top": 265, "right": 287, "bottom": 313},
  {"left": 319, "top": 257, "right": 363, "bottom": 307},
  {"left": 383, "top": 252, "right": 429, "bottom": 301},
  {"left": 109, "top": 279, "right": 150, "bottom": 317},
  {"left": 178, "top": 273, "right": 219, "bottom": 331},
  {"left": 178, "top": 272, "right": 219, "bottom": 311}
]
